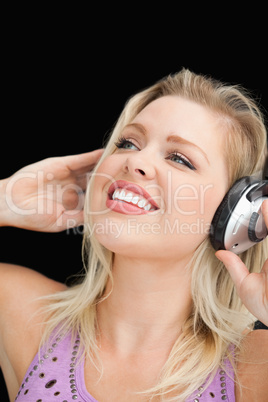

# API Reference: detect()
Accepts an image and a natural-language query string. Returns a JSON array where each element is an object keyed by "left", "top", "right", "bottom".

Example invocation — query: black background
[{"left": 1, "top": 9, "right": 268, "bottom": 401}]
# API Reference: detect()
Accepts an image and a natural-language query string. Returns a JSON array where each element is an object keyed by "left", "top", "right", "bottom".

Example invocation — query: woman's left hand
[{"left": 216, "top": 199, "right": 268, "bottom": 327}]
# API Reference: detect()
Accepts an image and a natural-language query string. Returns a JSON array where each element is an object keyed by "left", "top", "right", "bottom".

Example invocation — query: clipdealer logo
[{"left": 4, "top": 169, "right": 214, "bottom": 230}]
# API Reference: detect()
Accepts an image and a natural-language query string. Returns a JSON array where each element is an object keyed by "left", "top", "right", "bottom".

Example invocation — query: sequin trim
[
  {"left": 192, "top": 369, "right": 230, "bottom": 401},
  {"left": 14, "top": 333, "right": 83, "bottom": 401}
]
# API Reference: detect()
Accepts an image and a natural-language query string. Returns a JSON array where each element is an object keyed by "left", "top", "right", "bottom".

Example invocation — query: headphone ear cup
[
  {"left": 210, "top": 191, "right": 230, "bottom": 242},
  {"left": 210, "top": 176, "right": 253, "bottom": 251}
]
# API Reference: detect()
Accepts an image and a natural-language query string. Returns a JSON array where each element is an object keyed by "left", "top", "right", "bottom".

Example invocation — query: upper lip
[{"left": 107, "top": 180, "right": 160, "bottom": 210}]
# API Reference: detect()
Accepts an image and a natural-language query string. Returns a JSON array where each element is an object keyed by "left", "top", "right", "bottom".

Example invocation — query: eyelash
[
  {"left": 166, "top": 152, "right": 196, "bottom": 171},
  {"left": 114, "top": 136, "right": 196, "bottom": 171},
  {"left": 114, "top": 137, "right": 138, "bottom": 151}
]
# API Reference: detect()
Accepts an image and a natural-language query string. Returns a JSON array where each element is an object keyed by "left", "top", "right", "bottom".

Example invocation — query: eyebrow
[
  {"left": 124, "top": 123, "right": 147, "bottom": 135},
  {"left": 123, "top": 123, "right": 210, "bottom": 165}
]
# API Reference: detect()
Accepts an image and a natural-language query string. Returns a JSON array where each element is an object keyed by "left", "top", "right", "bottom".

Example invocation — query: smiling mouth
[{"left": 109, "top": 188, "right": 158, "bottom": 212}]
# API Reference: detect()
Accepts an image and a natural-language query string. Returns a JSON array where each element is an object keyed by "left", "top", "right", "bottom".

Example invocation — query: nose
[{"left": 123, "top": 152, "right": 156, "bottom": 180}]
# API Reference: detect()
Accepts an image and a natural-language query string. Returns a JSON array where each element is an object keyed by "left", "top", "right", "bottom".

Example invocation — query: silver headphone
[{"left": 210, "top": 156, "right": 268, "bottom": 254}]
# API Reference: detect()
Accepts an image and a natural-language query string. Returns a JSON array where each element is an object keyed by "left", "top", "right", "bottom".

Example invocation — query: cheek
[
  {"left": 202, "top": 185, "right": 227, "bottom": 222},
  {"left": 90, "top": 157, "right": 117, "bottom": 213},
  {"left": 168, "top": 181, "right": 226, "bottom": 222}
]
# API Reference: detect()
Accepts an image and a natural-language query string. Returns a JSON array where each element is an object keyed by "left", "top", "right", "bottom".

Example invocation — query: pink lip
[{"left": 106, "top": 180, "right": 160, "bottom": 214}]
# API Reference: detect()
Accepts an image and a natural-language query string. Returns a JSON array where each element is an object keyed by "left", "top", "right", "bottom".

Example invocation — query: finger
[
  {"left": 76, "top": 174, "right": 90, "bottom": 191},
  {"left": 64, "top": 149, "right": 104, "bottom": 172},
  {"left": 215, "top": 250, "right": 250, "bottom": 294},
  {"left": 261, "top": 199, "right": 268, "bottom": 228}
]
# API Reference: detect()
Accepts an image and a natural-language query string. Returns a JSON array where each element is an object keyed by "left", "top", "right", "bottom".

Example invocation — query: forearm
[
  {"left": 0, "top": 179, "right": 10, "bottom": 227},
  {"left": 0, "top": 151, "right": 102, "bottom": 233},
  {"left": 0, "top": 177, "right": 24, "bottom": 228}
]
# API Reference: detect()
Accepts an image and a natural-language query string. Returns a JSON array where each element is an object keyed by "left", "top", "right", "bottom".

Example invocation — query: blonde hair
[{"left": 39, "top": 68, "right": 268, "bottom": 401}]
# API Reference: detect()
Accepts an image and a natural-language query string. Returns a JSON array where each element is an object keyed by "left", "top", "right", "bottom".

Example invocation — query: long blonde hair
[{"left": 39, "top": 68, "right": 268, "bottom": 401}]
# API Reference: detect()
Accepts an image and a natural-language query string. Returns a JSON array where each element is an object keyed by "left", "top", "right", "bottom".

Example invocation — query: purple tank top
[{"left": 15, "top": 331, "right": 235, "bottom": 401}]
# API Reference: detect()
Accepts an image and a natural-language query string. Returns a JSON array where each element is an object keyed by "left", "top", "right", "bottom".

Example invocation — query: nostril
[{"left": 135, "top": 169, "right": 145, "bottom": 176}]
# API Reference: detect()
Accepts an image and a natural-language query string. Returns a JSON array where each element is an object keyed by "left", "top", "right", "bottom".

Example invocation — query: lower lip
[{"left": 106, "top": 198, "right": 150, "bottom": 215}]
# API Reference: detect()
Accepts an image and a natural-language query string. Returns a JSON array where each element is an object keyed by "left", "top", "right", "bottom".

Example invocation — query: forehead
[
  {"left": 133, "top": 96, "right": 218, "bottom": 134},
  {"left": 130, "top": 96, "right": 228, "bottom": 179},
  {"left": 131, "top": 96, "right": 224, "bottom": 148}
]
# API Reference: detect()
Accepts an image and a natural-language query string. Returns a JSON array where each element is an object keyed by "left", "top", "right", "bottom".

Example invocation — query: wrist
[{"left": 0, "top": 178, "right": 12, "bottom": 227}]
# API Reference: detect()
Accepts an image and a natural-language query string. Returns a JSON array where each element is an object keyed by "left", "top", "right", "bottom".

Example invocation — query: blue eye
[
  {"left": 114, "top": 137, "right": 138, "bottom": 150},
  {"left": 166, "top": 152, "right": 196, "bottom": 171},
  {"left": 114, "top": 137, "right": 196, "bottom": 171}
]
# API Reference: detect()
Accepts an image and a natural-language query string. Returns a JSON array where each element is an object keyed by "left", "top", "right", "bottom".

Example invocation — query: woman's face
[{"left": 90, "top": 96, "right": 229, "bottom": 261}]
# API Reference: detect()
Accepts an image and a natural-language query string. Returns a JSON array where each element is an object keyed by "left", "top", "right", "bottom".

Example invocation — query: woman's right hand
[{"left": 0, "top": 149, "right": 104, "bottom": 232}]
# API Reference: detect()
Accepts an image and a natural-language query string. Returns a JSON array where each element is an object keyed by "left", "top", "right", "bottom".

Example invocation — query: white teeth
[
  {"left": 131, "top": 196, "right": 139, "bottom": 204},
  {"left": 112, "top": 189, "right": 120, "bottom": 200},
  {"left": 118, "top": 189, "right": 126, "bottom": 200},
  {"left": 138, "top": 199, "right": 146, "bottom": 208},
  {"left": 125, "top": 192, "right": 133, "bottom": 202},
  {"left": 111, "top": 188, "right": 155, "bottom": 211}
]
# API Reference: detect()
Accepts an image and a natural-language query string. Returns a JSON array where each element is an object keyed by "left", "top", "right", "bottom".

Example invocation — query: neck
[{"left": 97, "top": 254, "right": 193, "bottom": 356}]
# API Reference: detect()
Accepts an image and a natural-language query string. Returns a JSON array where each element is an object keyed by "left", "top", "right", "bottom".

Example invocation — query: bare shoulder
[
  {"left": 0, "top": 263, "right": 66, "bottom": 387},
  {"left": 0, "top": 261, "right": 66, "bottom": 338},
  {"left": 235, "top": 329, "right": 268, "bottom": 401},
  {"left": 240, "top": 328, "right": 268, "bottom": 359},
  {"left": 0, "top": 262, "right": 66, "bottom": 331},
  {"left": 0, "top": 262, "right": 66, "bottom": 310}
]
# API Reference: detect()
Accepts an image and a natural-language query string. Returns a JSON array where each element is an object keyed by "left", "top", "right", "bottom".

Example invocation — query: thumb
[{"left": 215, "top": 250, "right": 249, "bottom": 293}]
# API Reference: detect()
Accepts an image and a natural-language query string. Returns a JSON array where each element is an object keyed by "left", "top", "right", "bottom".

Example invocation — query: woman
[{"left": 0, "top": 68, "right": 267, "bottom": 401}]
